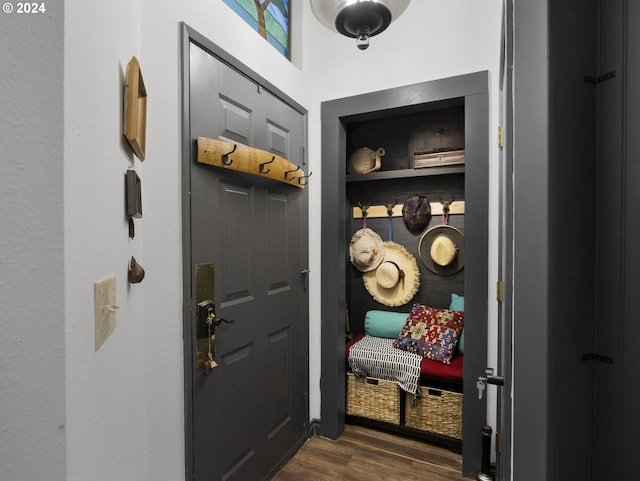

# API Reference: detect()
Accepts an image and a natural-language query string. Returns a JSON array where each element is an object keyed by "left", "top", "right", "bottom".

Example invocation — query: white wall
[
  {"left": 64, "top": 2, "right": 311, "bottom": 480},
  {"left": 64, "top": 1, "right": 147, "bottom": 479},
  {"left": 2, "top": 1, "right": 502, "bottom": 480}
]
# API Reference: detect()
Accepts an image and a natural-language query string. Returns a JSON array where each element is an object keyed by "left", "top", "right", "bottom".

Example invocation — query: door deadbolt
[{"left": 194, "top": 264, "right": 236, "bottom": 374}]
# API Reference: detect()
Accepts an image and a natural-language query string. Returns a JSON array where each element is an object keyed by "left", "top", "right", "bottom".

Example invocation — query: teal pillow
[
  {"left": 449, "top": 294, "right": 465, "bottom": 354},
  {"left": 364, "top": 310, "right": 410, "bottom": 338},
  {"left": 450, "top": 293, "right": 464, "bottom": 311}
]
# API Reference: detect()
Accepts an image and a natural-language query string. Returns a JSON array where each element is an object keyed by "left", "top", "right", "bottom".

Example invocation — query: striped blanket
[{"left": 348, "top": 335, "right": 422, "bottom": 397}]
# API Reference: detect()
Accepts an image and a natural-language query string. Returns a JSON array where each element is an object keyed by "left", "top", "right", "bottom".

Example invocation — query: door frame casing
[
  {"left": 496, "top": 1, "right": 514, "bottom": 479},
  {"left": 319, "top": 71, "right": 490, "bottom": 478},
  {"left": 180, "top": 23, "right": 309, "bottom": 480}
]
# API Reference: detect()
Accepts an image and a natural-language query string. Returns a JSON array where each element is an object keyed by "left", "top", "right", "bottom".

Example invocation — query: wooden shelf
[{"left": 346, "top": 165, "right": 464, "bottom": 183}]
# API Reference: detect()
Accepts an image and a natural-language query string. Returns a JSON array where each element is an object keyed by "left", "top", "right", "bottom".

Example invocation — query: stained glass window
[{"left": 224, "top": 0, "right": 291, "bottom": 59}]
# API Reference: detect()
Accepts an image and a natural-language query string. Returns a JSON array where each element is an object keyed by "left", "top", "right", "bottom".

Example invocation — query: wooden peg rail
[
  {"left": 352, "top": 201, "right": 465, "bottom": 219},
  {"left": 197, "top": 137, "right": 307, "bottom": 189}
]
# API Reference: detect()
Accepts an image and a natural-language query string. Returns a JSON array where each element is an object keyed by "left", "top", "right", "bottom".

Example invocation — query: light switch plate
[{"left": 94, "top": 274, "right": 117, "bottom": 350}]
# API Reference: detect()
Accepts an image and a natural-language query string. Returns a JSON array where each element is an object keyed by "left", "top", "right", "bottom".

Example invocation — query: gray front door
[{"left": 182, "top": 29, "right": 308, "bottom": 481}]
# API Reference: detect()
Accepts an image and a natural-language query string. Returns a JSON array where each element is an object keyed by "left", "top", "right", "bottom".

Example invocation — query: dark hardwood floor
[{"left": 273, "top": 424, "right": 468, "bottom": 481}]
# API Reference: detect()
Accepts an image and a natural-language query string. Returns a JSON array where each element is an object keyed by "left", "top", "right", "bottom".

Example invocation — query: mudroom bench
[{"left": 344, "top": 307, "right": 464, "bottom": 453}]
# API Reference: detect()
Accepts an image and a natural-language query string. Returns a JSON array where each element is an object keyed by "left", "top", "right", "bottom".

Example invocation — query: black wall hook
[
  {"left": 438, "top": 195, "right": 456, "bottom": 214},
  {"left": 221, "top": 144, "right": 237, "bottom": 165},
  {"left": 284, "top": 165, "right": 301, "bottom": 181},
  {"left": 259, "top": 156, "right": 276, "bottom": 174},
  {"left": 358, "top": 202, "right": 370, "bottom": 219},
  {"left": 298, "top": 171, "right": 313, "bottom": 185},
  {"left": 384, "top": 200, "right": 396, "bottom": 217}
]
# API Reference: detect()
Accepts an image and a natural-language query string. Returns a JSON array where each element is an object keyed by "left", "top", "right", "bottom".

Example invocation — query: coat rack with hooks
[
  {"left": 352, "top": 200, "right": 465, "bottom": 218},
  {"left": 197, "top": 137, "right": 308, "bottom": 188}
]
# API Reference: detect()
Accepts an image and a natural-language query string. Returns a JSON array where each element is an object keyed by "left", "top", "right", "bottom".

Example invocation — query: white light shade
[{"left": 310, "top": 0, "right": 411, "bottom": 49}]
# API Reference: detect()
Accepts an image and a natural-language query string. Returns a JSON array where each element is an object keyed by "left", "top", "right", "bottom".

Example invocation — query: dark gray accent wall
[
  {"left": 620, "top": 4, "right": 640, "bottom": 479},
  {"left": 512, "top": 1, "right": 550, "bottom": 480},
  {"left": 513, "top": 1, "right": 599, "bottom": 479},
  {"left": 547, "top": 1, "right": 598, "bottom": 479},
  {"left": 592, "top": 0, "right": 625, "bottom": 479},
  {"left": 512, "top": 1, "right": 640, "bottom": 479}
]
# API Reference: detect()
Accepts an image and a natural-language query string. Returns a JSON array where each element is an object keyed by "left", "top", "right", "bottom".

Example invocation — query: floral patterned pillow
[{"left": 393, "top": 303, "right": 464, "bottom": 364}]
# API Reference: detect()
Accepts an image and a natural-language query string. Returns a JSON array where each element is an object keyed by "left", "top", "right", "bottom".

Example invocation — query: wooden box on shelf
[{"left": 413, "top": 149, "right": 465, "bottom": 169}]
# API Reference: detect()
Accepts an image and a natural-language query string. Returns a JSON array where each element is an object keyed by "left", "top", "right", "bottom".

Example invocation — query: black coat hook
[
  {"left": 384, "top": 200, "right": 397, "bottom": 217},
  {"left": 358, "top": 202, "right": 370, "bottom": 219},
  {"left": 298, "top": 171, "right": 313, "bottom": 185},
  {"left": 259, "top": 156, "right": 276, "bottom": 174},
  {"left": 438, "top": 194, "right": 456, "bottom": 214},
  {"left": 221, "top": 144, "right": 237, "bottom": 165},
  {"left": 284, "top": 165, "right": 301, "bottom": 181}
]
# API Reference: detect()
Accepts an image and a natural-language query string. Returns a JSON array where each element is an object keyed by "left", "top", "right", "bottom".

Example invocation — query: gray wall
[
  {"left": 592, "top": 0, "right": 625, "bottom": 478},
  {"left": 0, "top": 6, "right": 66, "bottom": 481},
  {"left": 512, "top": 1, "right": 550, "bottom": 479},
  {"left": 596, "top": 1, "right": 640, "bottom": 479},
  {"left": 547, "top": 0, "right": 598, "bottom": 478},
  {"left": 620, "top": 4, "right": 640, "bottom": 477},
  {"left": 513, "top": 0, "right": 640, "bottom": 479}
]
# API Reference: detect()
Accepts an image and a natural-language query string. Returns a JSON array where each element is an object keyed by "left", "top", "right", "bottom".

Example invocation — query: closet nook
[{"left": 320, "top": 71, "right": 489, "bottom": 477}]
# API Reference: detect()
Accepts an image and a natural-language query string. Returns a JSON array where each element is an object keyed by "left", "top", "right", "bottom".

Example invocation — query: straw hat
[
  {"left": 363, "top": 241, "right": 421, "bottom": 307},
  {"left": 418, "top": 225, "right": 464, "bottom": 275},
  {"left": 349, "top": 228, "right": 385, "bottom": 272}
]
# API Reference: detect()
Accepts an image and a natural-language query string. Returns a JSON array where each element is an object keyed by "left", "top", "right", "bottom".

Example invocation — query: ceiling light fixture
[{"left": 310, "top": 0, "right": 411, "bottom": 50}]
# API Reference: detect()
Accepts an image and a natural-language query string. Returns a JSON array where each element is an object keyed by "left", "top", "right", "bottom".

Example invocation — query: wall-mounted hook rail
[
  {"left": 259, "top": 156, "right": 275, "bottom": 174},
  {"left": 284, "top": 165, "right": 301, "bottom": 180},
  {"left": 352, "top": 200, "right": 465, "bottom": 219},
  {"left": 197, "top": 137, "right": 305, "bottom": 189}
]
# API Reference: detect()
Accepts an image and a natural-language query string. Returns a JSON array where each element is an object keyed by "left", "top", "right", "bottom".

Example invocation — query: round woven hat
[
  {"left": 349, "top": 228, "right": 385, "bottom": 272},
  {"left": 363, "top": 241, "right": 421, "bottom": 307},
  {"left": 418, "top": 225, "right": 464, "bottom": 275}
]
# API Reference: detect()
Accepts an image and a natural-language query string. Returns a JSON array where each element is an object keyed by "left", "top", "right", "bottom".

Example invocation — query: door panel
[
  {"left": 219, "top": 182, "right": 255, "bottom": 305},
  {"left": 266, "top": 122, "right": 289, "bottom": 157},
  {"left": 219, "top": 96, "right": 253, "bottom": 144},
  {"left": 186, "top": 37, "right": 308, "bottom": 481},
  {"left": 267, "top": 195, "right": 290, "bottom": 290}
]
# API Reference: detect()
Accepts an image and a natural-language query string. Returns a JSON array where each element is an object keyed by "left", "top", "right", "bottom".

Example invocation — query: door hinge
[
  {"left": 496, "top": 281, "right": 504, "bottom": 302},
  {"left": 495, "top": 432, "right": 501, "bottom": 454},
  {"left": 582, "top": 353, "right": 613, "bottom": 364},
  {"left": 584, "top": 71, "right": 616, "bottom": 84},
  {"left": 497, "top": 127, "right": 504, "bottom": 148}
]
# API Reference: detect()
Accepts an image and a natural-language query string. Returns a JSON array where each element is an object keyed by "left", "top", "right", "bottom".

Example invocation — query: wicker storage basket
[
  {"left": 405, "top": 385, "right": 463, "bottom": 439},
  {"left": 346, "top": 373, "right": 400, "bottom": 425}
]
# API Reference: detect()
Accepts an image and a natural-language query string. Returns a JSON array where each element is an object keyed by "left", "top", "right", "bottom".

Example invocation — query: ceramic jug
[{"left": 347, "top": 147, "right": 385, "bottom": 174}]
